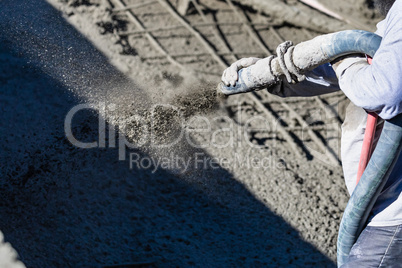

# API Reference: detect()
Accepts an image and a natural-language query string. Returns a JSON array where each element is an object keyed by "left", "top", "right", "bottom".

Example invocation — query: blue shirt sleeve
[{"left": 268, "top": 63, "right": 340, "bottom": 97}]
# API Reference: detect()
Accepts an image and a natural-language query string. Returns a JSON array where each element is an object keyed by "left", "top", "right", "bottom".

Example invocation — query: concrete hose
[{"left": 218, "top": 30, "right": 381, "bottom": 95}]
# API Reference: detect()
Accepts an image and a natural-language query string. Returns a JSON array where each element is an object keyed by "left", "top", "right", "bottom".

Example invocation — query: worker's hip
[{"left": 341, "top": 224, "right": 402, "bottom": 267}]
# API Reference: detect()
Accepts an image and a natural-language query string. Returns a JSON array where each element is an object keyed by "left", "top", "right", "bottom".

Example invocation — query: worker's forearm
[{"left": 269, "top": 63, "right": 340, "bottom": 97}]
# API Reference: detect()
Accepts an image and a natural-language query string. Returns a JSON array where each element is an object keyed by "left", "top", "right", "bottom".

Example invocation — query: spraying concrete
[{"left": 0, "top": 0, "right": 384, "bottom": 266}]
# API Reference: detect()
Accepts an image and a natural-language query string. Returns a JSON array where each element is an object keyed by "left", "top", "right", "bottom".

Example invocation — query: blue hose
[
  {"left": 337, "top": 114, "right": 402, "bottom": 267},
  {"left": 322, "top": 30, "right": 381, "bottom": 62}
]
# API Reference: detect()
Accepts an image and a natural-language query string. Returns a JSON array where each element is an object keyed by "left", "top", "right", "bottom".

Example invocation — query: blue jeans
[{"left": 341, "top": 224, "right": 402, "bottom": 267}]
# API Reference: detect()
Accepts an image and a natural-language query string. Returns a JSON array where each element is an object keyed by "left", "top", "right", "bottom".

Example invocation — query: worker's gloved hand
[
  {"left": 276, "top": 41, "right": 305, "bottom": 84},
  {"left": 221, "top": 41, "right": 306, "bottom": 87},
  {"left": 221, "top": 57, "right": 261, "bottom": 87}
]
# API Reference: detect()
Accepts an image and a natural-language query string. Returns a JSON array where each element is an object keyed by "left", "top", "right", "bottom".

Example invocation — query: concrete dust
[
  {"left": 0, "top": 0, "right": 224, "bottom": 164},
  {"left": 173, "top": 82, "right": 222, "bottom": 117}
]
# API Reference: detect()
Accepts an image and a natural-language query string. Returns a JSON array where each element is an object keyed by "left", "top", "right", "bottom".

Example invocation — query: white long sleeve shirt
[{"left": 268, "top": 0, "right": 402, "bottom": 226}]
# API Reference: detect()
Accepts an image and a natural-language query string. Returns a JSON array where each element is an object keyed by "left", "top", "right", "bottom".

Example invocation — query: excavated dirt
[{"left": 0, "top": 0, "right": 384, "bottom": 267}]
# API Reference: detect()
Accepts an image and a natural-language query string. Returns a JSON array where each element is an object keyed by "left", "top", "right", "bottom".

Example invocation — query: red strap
[
  {"left": 356, "top": 56, "right": 377, "bottom": 185},
  {"left": 356, "top": 112, "right": 378, "bottom": 184}
]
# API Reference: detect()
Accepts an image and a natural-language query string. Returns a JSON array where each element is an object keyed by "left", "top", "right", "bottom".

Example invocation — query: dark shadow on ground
[{"left": 0, "top": 1, "right": 335, "bottom": 267}]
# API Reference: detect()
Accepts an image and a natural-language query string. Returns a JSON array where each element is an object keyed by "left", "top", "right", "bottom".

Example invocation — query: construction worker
[{"left": 222, "top": 0, "right": 402, "bottom": 266}]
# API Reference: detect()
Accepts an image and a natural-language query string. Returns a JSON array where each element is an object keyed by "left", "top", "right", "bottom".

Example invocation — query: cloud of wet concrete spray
[{"left": 0, "top": 0, "right": 224, "bottom": 179}]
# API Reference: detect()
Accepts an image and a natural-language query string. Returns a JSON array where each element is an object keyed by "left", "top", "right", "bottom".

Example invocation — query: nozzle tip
[{"left": 216, "top": 83, "right": 228, "bottom": 101}]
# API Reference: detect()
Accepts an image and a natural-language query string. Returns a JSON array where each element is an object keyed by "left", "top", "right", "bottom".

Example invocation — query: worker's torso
[{"left": 341, "top": 102, "right": 402, "bottom": 226}]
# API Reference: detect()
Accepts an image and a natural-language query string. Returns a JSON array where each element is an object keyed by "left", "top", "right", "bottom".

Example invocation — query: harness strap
[{"left": 356, "top": 57, "right": 379, "bottom": 185}]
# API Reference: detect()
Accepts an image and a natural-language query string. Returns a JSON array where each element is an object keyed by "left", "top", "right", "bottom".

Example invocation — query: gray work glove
[
  {"left": 221, "top": 41, "right": 305, "bottom": 87},
  {"left": 221, "top": 57, "right": 261, "bottom": 87}
]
